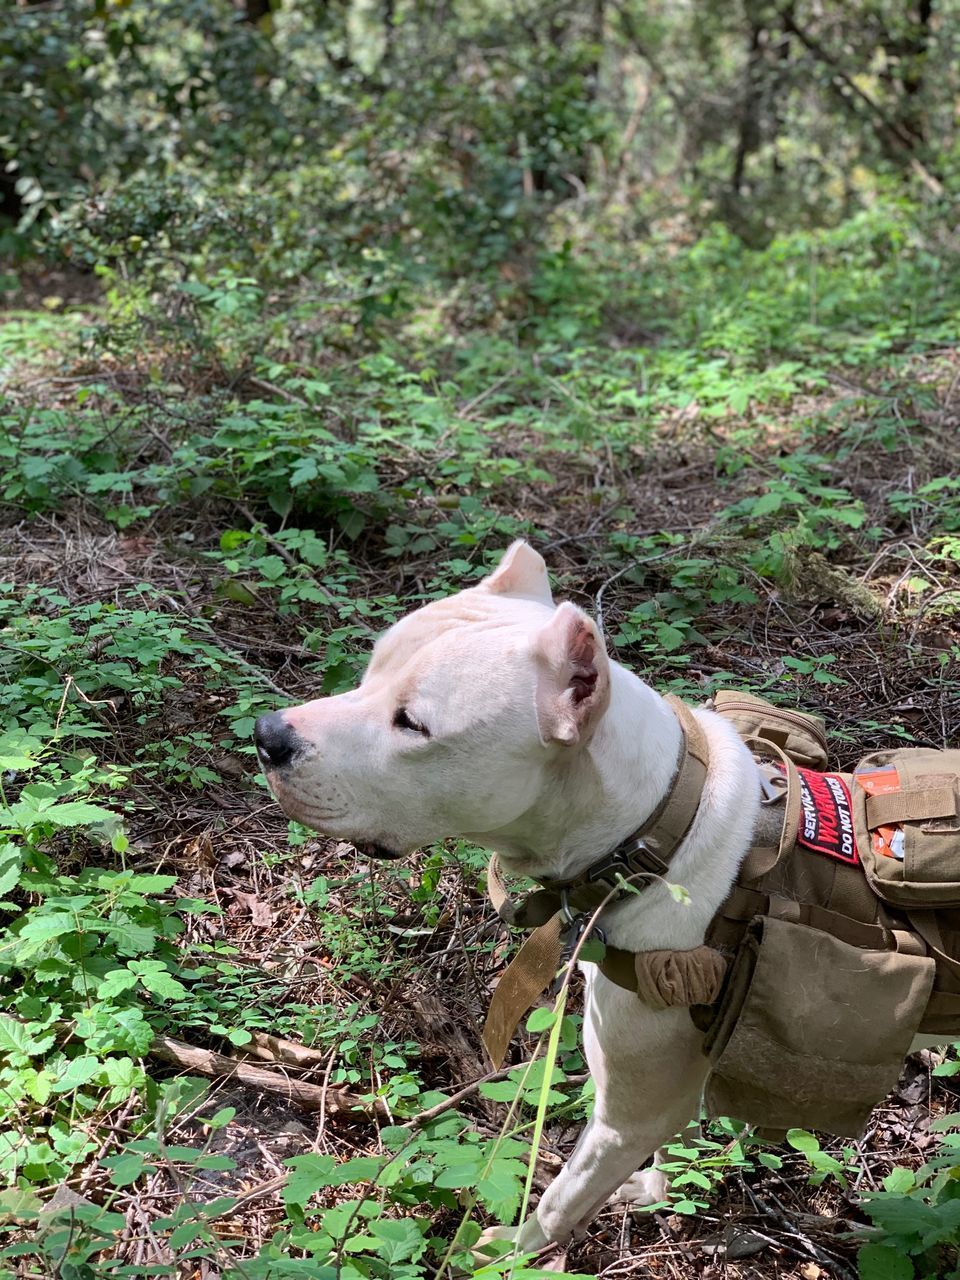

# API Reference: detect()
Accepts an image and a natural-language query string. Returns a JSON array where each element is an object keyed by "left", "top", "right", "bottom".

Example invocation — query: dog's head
[{"left": 255, "top": 542, "right": 611, "bottom": 857}]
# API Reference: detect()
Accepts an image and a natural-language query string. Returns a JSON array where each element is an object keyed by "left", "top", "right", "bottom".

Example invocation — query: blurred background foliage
[
  {"left": 2, "top": 6, "right": 960, "bottom": 1276},
  {"left": 2, "top": 0, "right": 957, "bottom": 276}
]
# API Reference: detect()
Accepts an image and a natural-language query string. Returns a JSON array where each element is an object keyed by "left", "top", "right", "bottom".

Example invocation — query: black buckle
[
  {"left": 557, "top": 914, "right": 607, "bottom": 973},
  {"left": 556, "top": 891, "right": 607, "bottom": 977},
  {"left": 585, "top": 837, "right": 669, "bottom": 890}
]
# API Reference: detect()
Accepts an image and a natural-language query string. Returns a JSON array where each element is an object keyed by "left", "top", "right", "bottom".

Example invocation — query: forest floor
[{"left": 2, "top": 227, "right": 959, "bottom": 1280}]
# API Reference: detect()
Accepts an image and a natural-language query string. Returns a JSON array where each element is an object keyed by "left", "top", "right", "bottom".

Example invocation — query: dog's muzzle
[{"left": 254, "top": 712, "right": 301, "bottom": 770}]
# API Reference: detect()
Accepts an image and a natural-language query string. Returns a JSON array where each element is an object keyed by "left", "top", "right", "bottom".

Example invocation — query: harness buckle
[
  {"left": 556, "top": 908, "right": 607, "bottom": 982},
  {"left": 585, "top": 837, "right": 669, "bottom": 891}
]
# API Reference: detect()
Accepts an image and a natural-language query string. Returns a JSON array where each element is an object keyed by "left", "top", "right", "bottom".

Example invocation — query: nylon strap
[
  {"left": 652, "top": 697, "right": 710, "bottom": 858},
  {"left": 739, "top": 738, "right": 802, "bottom": 879},
  {"left": 865, "top": 785, "right": 958, "bottom": 828},
  {"left": 482, "top": 914, "right": 564, "bottom": 1067},
  {"left": 904, "top": 911, "right": 960, "bottom": 984}
]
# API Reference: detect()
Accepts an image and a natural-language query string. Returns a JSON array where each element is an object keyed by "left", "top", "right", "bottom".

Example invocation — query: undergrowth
[{"left": 1, "top": 199, "right": 959, "bottom": 1279}]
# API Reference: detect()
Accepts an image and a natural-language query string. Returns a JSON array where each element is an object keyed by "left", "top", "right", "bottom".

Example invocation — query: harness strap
[
  {"left": 738, "top": 738, "right": 802, "bottom": 880},
  {"left": 651, "top": 697, "right": 710, "bottom": 858},
  {"left": 865, "top": 784, "right": 958, "bottom": 828},
  {"left": 905, "top": 911, "right": 960, "bottom": 984},
  {"left": 707, "top": 883, "right": 928, "bottom": 962},
  {"left": 482, "top": 914, "right": 564, "bottom": 1069}
]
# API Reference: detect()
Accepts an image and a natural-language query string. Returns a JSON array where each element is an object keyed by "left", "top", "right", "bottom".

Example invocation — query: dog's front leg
[{"left": 517, "top": 1002, "right": 709, "bottom": 1253}]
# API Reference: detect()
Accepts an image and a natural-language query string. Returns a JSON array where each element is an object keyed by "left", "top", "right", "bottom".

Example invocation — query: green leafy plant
[{"left": 856, "top": 1113, "right": 960, "bottom": 1280}]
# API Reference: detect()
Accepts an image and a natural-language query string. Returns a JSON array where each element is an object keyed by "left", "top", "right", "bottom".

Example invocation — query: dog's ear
[
  {"left": 481, "top": 541, "right": 554, "bottom": 605},
  {"left": 535, "top": 602, "right": 610, "bottom": 745}
]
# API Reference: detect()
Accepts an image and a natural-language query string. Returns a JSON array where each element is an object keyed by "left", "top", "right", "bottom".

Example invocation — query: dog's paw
[
  {"left": 474, "top": 1224, "right": 517, "bottom": 1253},
  {"left": 472, "top": 1224, "right": 566, "bottom": 1272},
  {"left": 615, "top": 1165, "right": 669, "bottom": 1207}
]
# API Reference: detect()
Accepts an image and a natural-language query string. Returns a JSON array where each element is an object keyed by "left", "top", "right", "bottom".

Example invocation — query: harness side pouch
[
  {"left": 703, "top": 915, "right": 935, "bottom": 1136},
  {"left": 852, "top": 748, "right": 960, "bottom": 909},
  {"left": 712, "top": 690, "right": 828, "bottom": 770}
]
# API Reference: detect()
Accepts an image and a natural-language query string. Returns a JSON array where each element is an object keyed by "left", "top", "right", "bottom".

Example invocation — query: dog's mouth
[{"left": 351, "top": 839, "right": 403, "bottom": 861}]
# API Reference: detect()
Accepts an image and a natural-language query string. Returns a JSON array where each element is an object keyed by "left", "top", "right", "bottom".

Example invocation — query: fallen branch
[
  {"left": 150, "top": 1035, "right": 386, "bottom": 1118},
  {"left": 239, "top": 1030, "right": 331, "bottom": 1070}
]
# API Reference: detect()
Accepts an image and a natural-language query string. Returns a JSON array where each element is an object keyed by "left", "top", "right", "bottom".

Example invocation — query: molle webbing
[
  {"left": 864, "top": 784, "right": 958, "bottom": 828},
  {"left": 702, "top": 754, "right": 960, "bottom": 1049}
]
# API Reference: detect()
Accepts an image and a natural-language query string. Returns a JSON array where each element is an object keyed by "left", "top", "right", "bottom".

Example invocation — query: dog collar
[
  {"left": 488, "top": 695, "right": 711, "bottom": 929},
  {"left": 482, "top": 696, "right": 711, "bottom": 1066}
]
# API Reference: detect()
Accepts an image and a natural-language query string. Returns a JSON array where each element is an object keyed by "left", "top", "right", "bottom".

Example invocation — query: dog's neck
[
  {"left": 482, "top": 661, "right": 684, "bottom": 881},
  {"left": 483, "top": 660, "right": 761, "bottom": 953}
]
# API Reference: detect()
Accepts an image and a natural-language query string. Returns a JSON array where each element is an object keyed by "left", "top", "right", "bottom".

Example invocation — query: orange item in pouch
[{"left": 855, "top": 766, "right": 903, "bottom": 859}]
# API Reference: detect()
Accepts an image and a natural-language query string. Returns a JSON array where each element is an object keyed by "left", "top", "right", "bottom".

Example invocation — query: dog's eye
[{"left": 393, "top": 706, "right": 430, "bottom": 737}]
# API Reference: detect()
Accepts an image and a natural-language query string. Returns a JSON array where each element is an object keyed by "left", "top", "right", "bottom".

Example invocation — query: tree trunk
[
  {"left": 242, "top": 0, "right": 271, "bottom": 24},
  {"left": 732, "top": 16, "right": 764, "bottom": 195},
  {"left": 885, "top": 0, "right": 934, "bottom": 149}
]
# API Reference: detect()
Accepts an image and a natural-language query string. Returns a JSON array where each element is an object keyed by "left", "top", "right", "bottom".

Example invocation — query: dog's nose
[{"left": 254, "top": 713, "right": 297, "bottom": 769}]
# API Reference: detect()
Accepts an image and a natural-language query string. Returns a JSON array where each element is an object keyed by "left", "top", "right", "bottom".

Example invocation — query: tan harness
[{"left": 483, "top": 696, "right": 960, "bottom": 1134}]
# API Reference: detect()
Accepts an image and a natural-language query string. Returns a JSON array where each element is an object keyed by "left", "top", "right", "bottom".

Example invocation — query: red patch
[{"left": 795, "top": 768, "right": 858, "bottom": 865}]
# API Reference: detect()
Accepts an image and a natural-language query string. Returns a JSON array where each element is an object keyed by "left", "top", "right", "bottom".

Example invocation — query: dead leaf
[
  {"left": 183, "top": 833, "right": 216, "bottom": 866},
  {"left": 230, "top": 890, "right": 275, "bottom": 928}
]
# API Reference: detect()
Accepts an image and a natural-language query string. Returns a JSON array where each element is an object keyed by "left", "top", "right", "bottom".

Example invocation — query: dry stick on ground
[
  {"left": 239, "top": 1030, "right": 332, "bottom": 1070},
  {"left": 150, "top": 1035, "right": 388, "bottom": 1117}
]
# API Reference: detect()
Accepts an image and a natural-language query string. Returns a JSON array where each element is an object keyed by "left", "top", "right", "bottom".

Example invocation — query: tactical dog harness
[{"left": 484, "top": 692, "right": 960, "bottom": 1136}]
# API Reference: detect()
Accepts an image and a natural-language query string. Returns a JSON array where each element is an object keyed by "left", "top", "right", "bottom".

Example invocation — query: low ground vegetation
[
  {"left": 2, "top": 3, "right": 960, "bottom": 1276},
  {"left": 2, "top": 202, "right": 958, "bottom": 1280}
]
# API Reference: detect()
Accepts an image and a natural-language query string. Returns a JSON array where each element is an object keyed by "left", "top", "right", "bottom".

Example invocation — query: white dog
[{"left": 253, "top": 542, "right": 777, "bottom": 1253}]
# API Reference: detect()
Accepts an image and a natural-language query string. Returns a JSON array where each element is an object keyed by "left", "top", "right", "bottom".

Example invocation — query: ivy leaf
[
  {"left": 128, "top": 960, "right": 186, "bottom": 1000},
  {"left": 18, "top": 913, "right": 79, "bottom": 944},
  {"left": 107, "top": 921, "right": 157, "bottom": 956},
  {"left": 785, "top": 1128, "right": 820, "bottom": 1157},
  {"left": 750, "top": 491, "right": 783, "bottom": 517},
  {"left": 476, "top": 1160, "right": 525, "bottom": 1220},
  {"left": 857, "top": 1243, "right": 915, "bottom": 1280},
  {"left": 103, "top": 1152, "right": 155, "bottom": 1187},
  {"left": 654, "top": 622, "right": 686, "bottom": 651},
  {"left": 0, "top": 1014, "right": 42, "bottom": 1059},
  {"left": 0, "top": 844, "right": 23, "bottom": 897},
  {"left": 36, "top": 801, "right": 118, "bottom": 828},
  {"left": 102, "top": 1056, "right": 142, "bottom": 1091},
  {"left": 206, "top": 1107, "right": 236, "bottom": 1130},
  {"left": 882, "top": 1166, "right": 915, "bottom": 1193},
  {"left": 97, "top": 967, "right": 139, "bottom": 999},
  {"left": 526, "top": 1007, "right": 557, "bottom": 1034},
  {"left": 367, "top": 1219, "right": 427, "bottom": 1264},
  {"left": 195, "top": 1155, "right": 237, "bottom": 1171},
  {"left": 23, "top": 1069, "right": 54, "bottom": 1105},
  {"left": 283, "top": 1155, "right": 337, "bottom": 1208},
  {"left": 50, "top": 1055, "right": 100, "bottom": 1093},
  {"left": 478, "top": 1080, "right": 521, "bottom": 1103}
]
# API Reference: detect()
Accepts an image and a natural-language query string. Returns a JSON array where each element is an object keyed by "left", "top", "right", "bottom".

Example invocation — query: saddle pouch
[
  {"left": 712, "top": 690, "right": 828, "bottom": 770},
  {"left": 852, "top": 748, "right": 960, "bottom": 909},
  {"left": 703, "top": 914, "right": 935, "bottom": 1136}
]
